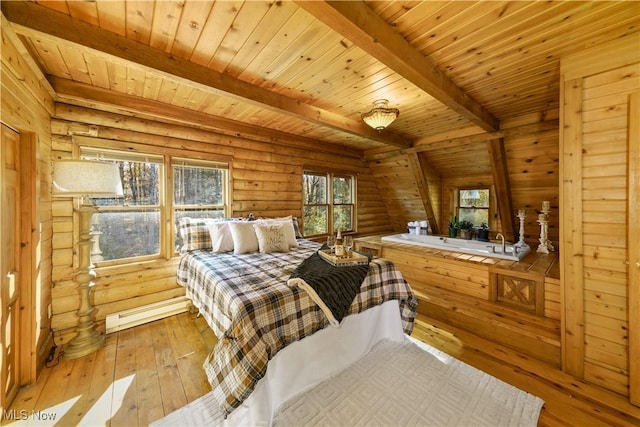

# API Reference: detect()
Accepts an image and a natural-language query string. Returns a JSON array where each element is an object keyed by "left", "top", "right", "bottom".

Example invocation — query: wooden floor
[{"left": 4, "top": 311, "right": 640, "bottom": 426}]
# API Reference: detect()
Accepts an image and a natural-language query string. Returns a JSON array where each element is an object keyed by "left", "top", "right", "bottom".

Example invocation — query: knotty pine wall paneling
[
  {"left": 1, "top": 18, "right": 55, "bottom": 381},
  {"left": 49, "top": 104, "right": 391, "bottom": 344},
  {"left": 560, "top": 33, "right": 640, "bottom": 400}
]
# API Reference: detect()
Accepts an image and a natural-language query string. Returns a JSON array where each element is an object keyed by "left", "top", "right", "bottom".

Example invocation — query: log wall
[
  {"left": 49, "top": 103, "right": 393, "bottom": 344},
  {"left": 560, "top": 33, "right": 640, "bottom": 400},
  {"left": 1, "top": 18, "right": 54, "bottom": 380}
]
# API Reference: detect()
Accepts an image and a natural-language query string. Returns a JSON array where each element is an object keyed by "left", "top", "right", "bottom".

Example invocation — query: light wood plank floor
[{"left": 4, "top": 311, "right": 640, "bottom": 426}]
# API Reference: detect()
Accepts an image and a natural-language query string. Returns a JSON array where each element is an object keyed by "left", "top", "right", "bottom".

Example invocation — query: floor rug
[{"left": 152, "top": 338, "right": 544, "bottom": 426}]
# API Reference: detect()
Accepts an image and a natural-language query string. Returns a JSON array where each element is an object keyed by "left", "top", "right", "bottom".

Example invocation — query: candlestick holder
[
  {"left": 515, "top": 209, "right": 530, "bottom": 249},
  {"left": 536, "top": 213, "right": 550, "bottom": 254},
  {"left": 541, "top": 205, "right": 555, "bottom": 252}
]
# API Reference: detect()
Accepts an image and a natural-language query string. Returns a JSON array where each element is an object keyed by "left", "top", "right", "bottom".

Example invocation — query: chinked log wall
[{"left": 49, "top": 104, "right": 393, "bottom": 345}]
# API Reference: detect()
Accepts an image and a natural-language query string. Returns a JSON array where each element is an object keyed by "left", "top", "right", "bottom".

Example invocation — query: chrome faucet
[{"left": 496, "top": 233, "right": 506, "bottom": 254}]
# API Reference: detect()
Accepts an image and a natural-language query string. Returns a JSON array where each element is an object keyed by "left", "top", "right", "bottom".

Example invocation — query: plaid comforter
[{"left": 177, "top": 240, "right": 417, "bottom": 415}]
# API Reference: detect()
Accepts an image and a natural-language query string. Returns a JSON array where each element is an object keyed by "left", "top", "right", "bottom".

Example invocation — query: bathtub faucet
[{"left": 496, "top": 233, "right": 506, "bottom": 254}]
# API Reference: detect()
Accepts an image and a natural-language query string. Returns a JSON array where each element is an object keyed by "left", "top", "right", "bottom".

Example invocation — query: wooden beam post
[
  {"left": 559, "top": 78, "right": 585, "bottom": 378},
  {"left": 406, "top": 152, "right": 441, "bottom": 234},
  {"left": 487, "top": 138, "right": 515, "bottom": 241},
  {"left": 1, "top": 0, "right": 412, "bottom": 149},
  {"left": 297, "top": 0, "right": 499, "bottom": 132},
  {"left": 628, "top": 91, "right": 639, "bottom": 406}
]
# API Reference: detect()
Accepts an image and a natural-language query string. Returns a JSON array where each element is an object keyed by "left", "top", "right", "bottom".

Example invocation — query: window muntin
[
  {"left": 303, "top": 171, "right": 355, "bottom": 236},
  {"left": 457, "top": 188, "right": 489, "bottom": 226},
  {"left": 81, "top": 147, "right": 229, "bottom": 264}
]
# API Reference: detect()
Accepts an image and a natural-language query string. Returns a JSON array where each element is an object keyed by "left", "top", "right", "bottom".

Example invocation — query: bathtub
[{"left": 380, "top": 233, "right": 530, "bottom": 261}]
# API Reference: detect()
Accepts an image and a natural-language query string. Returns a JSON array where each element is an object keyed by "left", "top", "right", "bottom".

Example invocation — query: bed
[{"left": 175, "top": 217, "right": 417, "bottom": 423}]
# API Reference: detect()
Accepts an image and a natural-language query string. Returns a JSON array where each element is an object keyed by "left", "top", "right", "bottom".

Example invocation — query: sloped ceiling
[
  {"left": 3, "top": 0, "right": 638, "bottom": 162},
  {"left": 4, "top": 0, "right": 637, "bottom": 237}
]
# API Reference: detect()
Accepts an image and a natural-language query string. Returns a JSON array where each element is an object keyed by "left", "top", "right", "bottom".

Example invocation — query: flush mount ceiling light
[{"left": 361, "top": 99, "right": 399, "bottom": 131}]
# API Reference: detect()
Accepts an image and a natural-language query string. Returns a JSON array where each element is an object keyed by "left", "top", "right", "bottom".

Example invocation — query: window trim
[
  {"left": 75, "top": 138, "right": 232, "bottom": 266},
  {"left": 456, "top": 187, "right": 490, "bottom": 227},
  {"left": 302, "top": 170, "right": 356, "bottom": 237}
]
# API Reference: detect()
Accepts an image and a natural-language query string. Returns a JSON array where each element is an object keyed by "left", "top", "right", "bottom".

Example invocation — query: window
[
  {"left": 457, "top": 188, "right": 489, "bottom": 226},
  {"left": 173, "top": 158, "right": 228, "bottom": 251},
  {"left": 303, "top": 171, "right": 355, "bottom": 236},
  {"left": 81, "top": 147, "right": 229, "bottom": 264}
]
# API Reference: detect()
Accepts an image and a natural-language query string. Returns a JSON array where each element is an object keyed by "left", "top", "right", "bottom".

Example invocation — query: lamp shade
[
  {"left": 362, "top": 99, "right": 399, "bottom": 131},
  {"left": 52, "top": 159, "right": 123, "bottom": 198}
]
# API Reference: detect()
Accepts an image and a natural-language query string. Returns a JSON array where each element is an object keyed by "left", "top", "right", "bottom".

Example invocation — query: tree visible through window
[
  {"left": 83, "top": 149, "right": 162, "bottom": 262},
  {"left": 173, "top": 159, "right": 227, "bottom": 251},
  {"left": 457, "top": 188, "right": 489, "bottom": 226},
  {"left": 81, "top": 148, "right": 229, "bottom": 263},
  {"left": 303, "top": 171, "right": 355, "bottom": 236}
]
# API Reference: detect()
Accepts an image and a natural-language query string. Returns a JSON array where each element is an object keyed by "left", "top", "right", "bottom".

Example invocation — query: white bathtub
[{"left": 380, "top": 233, "right": 530, "bottom": 261}]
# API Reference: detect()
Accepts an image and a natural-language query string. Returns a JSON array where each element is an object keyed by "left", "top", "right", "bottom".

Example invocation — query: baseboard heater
[{"left": 105, "top": 296, "right": 192, "bottom": 334}]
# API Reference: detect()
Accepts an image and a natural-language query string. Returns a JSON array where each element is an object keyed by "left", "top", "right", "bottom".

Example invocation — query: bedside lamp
[{"left": 52, "top": 159, "right": 123, "bottom": 359}]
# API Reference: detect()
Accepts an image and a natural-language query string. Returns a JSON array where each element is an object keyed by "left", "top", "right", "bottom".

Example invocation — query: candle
[
  {"left": 538, "top": 213, "right": 546, "bottom": 222},
  {"left": 542, "top": 201, "right": 550, "bottom": 212}
]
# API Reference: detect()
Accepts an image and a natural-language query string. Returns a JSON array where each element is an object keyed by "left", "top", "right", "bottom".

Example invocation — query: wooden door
[{"left": 1, "top": 124, "right": 21, "bottom": 413}]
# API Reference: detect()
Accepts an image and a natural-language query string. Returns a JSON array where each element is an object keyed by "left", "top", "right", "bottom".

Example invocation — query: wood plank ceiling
[{"left": 3, "top": 1, "right": 639, "bottom": 169}]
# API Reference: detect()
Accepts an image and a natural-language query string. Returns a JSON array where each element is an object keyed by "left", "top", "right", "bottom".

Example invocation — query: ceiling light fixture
[{"left": 361, "top": 99, "right": 399, "bottom": 131}]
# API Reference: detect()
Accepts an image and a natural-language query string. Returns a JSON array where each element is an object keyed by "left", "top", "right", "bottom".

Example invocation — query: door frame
[
  {"left": 628, "top": 92, "right": 639, "bottom": 406},
  {"left": 1, "top": 125, "right": 38, "bottom": 405},
  {"left": 19, "top": 131, "right": 37, "bottom": 385}
]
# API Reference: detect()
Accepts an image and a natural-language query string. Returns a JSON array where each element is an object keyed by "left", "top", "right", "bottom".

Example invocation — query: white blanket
[{"left": 153, "top": 319, "right": 544, "bottom": 427}]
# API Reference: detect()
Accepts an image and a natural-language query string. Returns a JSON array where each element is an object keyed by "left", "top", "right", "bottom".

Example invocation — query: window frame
[
  {"left": 78, "top": 141, "right": 231, "bottom": 267},
  {"left": 302, "top": 170, "right": 356, "bottom": 237},
  {"left": 456, "top": 187, "right": 490, "bottom": 227},
  {"left": 171, "top": 157, "right": 230, "bottom": 254}
]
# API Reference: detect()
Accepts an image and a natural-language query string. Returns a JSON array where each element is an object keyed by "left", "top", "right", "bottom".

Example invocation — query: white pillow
[
  {"left": 253, "top": 222, "right": 290, "bottom": 254},
  {"left": 263, "top": 218, "right": 298, "bottom": 248},
  {"left": 228, "top": 221, "right": 259, "bottom": 254},
  {"left": 207, "top": 221, "right": 234, "bottom": 253}
]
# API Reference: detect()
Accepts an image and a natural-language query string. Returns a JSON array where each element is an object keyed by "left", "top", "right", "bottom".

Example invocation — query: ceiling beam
[
  {"left": 1, "top": 0, "right": 413, "bottom": 149},
  {"left": 296, "top": 1, "right": 500, "bottom": 133},
  {"left": 406, "top": 152, "right": 441, "bottom": 234},
  {"left": 49, "top": 77, "right": 365, "bottom": 159},
  {"left": 488, "top": 138, "right": 516, "bottom": 241}
]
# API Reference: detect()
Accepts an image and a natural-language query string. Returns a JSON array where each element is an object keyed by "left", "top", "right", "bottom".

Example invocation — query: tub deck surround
[
  {"left": 355, "top": 234, "right": 561, "bottom": 365},
  {"left": 355, "top": 234, "right": 559, "bottom": 274},
  {"left": 381, "top": 233, "right": 531, "bottom": 261}
]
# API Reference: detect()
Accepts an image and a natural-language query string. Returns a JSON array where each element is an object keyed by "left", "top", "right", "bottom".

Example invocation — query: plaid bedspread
[{"left": 177, "top": 240, "right": 417, "bottom": 415}]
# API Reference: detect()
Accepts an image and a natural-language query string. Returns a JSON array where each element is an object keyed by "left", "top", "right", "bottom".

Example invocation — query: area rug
[{"left": 152, "top": 338, "right": 544, "bottom": 426}]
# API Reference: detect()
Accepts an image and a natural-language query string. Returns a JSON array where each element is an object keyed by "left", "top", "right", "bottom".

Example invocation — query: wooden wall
[
  {"left": 49, "top": 103, "right": 392, "bottom": 344},
  {"left": 1, "top": 18, "right": 54, "bottom": 380},
  {"left": 560, "top": 33, "right": 639, "bottom": 400},
  {"left": 366, "top": 113, "right": 559, "bottom": 247}
]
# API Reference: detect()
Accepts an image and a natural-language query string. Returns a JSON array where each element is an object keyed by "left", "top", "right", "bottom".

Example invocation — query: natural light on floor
[{"left": 4, "top": 375, "right": 135, "bottom": 426}]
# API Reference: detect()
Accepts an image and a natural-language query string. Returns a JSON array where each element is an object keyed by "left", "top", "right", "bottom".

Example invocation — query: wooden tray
[{"left": 318, "top": 249, "right": 369, "bottom": 267}]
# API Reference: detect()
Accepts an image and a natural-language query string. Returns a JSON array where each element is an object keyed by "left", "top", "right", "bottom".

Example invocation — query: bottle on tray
[{"left": 334, "top": 230, "right": 345, "bottom": 258}]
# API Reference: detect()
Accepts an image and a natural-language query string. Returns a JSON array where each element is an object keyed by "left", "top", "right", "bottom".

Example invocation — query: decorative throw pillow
[
  {"left": 253, "top": 222, "right": 290, "bottom": 254},
  {"left": 177, "top": 217, "right": 216, "bottom": 253},
  {"left": 228, "top": 221, "right": 260, "bottom": 254},
  {"left": 264, "top": 217, "right": 298, "bottom": 248},
  {"left": 207, "top": 221, "right": 234, "bottom": 253},
  {"left": 292, "top": 217, "right": 303, "bottom": 239}
]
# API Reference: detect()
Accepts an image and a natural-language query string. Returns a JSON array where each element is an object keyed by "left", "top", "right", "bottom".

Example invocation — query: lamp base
[{"left": 64, "top": 329, "right": 105, "bottom": 360}]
